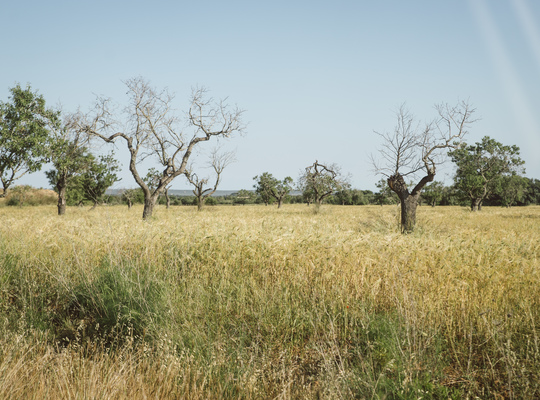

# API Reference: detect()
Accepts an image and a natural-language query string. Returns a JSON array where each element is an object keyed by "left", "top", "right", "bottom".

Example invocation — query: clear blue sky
[{"left": 2, "top": 0, "right": 539, "bottom": 191}]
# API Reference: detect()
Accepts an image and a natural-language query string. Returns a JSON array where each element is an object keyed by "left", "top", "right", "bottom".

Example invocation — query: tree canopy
[
  {"left": 0, "top": 84, "right": 59, "bottom": 196},
  {"left": 253, "top": 172, "right": 293, "bottom": 208},
  {"left": 77, "top": 77, "right": 245, "bottom": 219},
  {"left": 449, "top": 136, "right": 525, "bottom": 211},
  {"left": 298, "top": 161, "right": 348, "bottom": 211}
]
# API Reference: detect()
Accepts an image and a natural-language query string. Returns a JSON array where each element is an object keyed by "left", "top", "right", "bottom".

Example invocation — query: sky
[{"left": 1, "top": 0, "right": 540, "bottom": 192}]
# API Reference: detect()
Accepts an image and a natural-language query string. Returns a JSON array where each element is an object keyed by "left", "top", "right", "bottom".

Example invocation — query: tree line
[{"left": 1, "top": 80, "right": 536, "bottom": 233}]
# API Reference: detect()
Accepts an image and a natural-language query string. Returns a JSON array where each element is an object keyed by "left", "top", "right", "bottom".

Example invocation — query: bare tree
[
  {"left": 121, "top": 188, "right": 139, "bottom": 209},
  {"left": 185, "top": 149, "right": 236, "bottom": 211},
  {"left": 77, "top": 77, "right": 245, "bottom": 219},
  {"left": 372, "top": 101, "right": 476, "bottom": 232}
]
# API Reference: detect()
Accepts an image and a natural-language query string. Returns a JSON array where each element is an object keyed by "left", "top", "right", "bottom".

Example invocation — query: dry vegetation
[{"left": 0, "top": 204, "right": 539, "bottom": 399}]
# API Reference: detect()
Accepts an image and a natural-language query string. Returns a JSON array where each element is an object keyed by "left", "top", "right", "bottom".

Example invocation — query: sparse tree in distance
[
  {"left": 450, "top": 136, "right": 525, "bottom": 211},
  {"left": 298, "top": 161, "right": 348, "bottom": 212},
  {"left": 186, "top": 149, "right": 235, "bottom": 211},
  {"left": 122, "top": 189, "right": 136, "bottom": 209},
  {"left": 233, "top": 189, "right": 256, "bottom": 205},
  {"left": 253, "top": 172, "right": 293, "bottom": 208},
  {"left": 373, "top": 101, "right": 475, "bottom": 232},
  {"left": 76, "top": 153, "right": 120, "bottom": 209},
  {"left": 333, "top": 184, "right": 353, "bottom": 205},
  {"left": 77, "top": 77, "right": 245, "bottom": 219},
  {"left": 374, "top": 178, "right": 398, "bottom": 206},
  {"left": 0, "top": 84, "right": 59, "bottom": 197},
  {"left": 421, "top": 181, "right": 445, "bottom": 207}
]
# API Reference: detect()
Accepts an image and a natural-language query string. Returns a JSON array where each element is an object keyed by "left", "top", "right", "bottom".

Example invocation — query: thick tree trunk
[
  {"left": 142, "top": 196, "right": 158, "bottom": 219},
  {"left": 277, "top": 198, "right": 283, "bottom": 209},
  {"left": 56, "top": 177, "right": 67, "bottom": 215},
  {"left": 471, "top": 198, "right": 482, "bottom": 212},
  {"left": 400, "top": 195, "right": 420, "bottom": 233},
  {"left": 388, "top": 172, "right": 432, "bottom": 233},
  {"left": 197, "top": 197, "right": 204, "bottom": 211},
  {"left": 127, "top": 199, "right": 132, "bottom": 209}
]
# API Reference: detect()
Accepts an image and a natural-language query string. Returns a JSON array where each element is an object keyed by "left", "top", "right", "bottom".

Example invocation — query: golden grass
[{"left": 0, "top": 204, "right": 539, "bottom": 398}]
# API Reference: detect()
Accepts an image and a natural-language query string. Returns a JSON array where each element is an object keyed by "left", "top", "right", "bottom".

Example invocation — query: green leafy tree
[
  {"left": 298, "top": 161, "right": 348, "bottom": 212},
  {"left": 75, "top": 153, "right": 120, "bottom": 209},
  {"left": 523, "top": 178, "right": 540, "bottom": 205},
  {"left": 233, "top": 189, "right": 256, "bottom": 205},
  {"left": 421, "top": 181, "right": 445, "bottom": 207},
  {"left": 46, "top": 117, "right": 94, "bottom": 215},
  {"left": 449, "top": 136, "right": 525, "bottom": 211},
  {"left": 253, "top": 172, "right": 293, "bottom": 208},
  {"left": 0, "top": 84, "right": 59, "bottom": 197},
  {"left": 333, "top": 184, "right": 354, "bottom": 205},
  {"left": 374, "top": 178, "right": 399, "bottom": 205},
  {"left": 352, "top": 189, "right": 371, "bottom": 205},
  {"left": 498, "top": 175, "right": 528, "bottom": 208}
]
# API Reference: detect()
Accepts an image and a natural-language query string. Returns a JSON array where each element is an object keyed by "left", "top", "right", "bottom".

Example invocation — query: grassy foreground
[{"left": 0, "top": 204, "right": 539, "bottom": 399}]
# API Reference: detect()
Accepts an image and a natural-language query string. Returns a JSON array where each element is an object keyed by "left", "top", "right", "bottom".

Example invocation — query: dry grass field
[{"left": 0, "top": 203, "right": 538, "bottom": 399}]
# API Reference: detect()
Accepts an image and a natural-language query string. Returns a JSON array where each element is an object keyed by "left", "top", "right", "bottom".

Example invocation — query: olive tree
[
  {"left": 77, "top": 77, "right": 245, "bottom": 219},
  {"left": 372, "top": 102, "right": 476, "bottom": 232}
]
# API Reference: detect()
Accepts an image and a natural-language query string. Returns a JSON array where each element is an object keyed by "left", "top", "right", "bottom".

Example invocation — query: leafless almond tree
[
  {"left": 372, "top": 101, "right": 476, "bottom": 232},
  {"left": 77, "top": 77, "right": 245, "bottom": 219},
  {"left": 185, "top": 149, "right": 236, "bottom": 211}
]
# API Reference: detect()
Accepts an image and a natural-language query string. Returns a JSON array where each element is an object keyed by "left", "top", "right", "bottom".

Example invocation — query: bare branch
[{"left": 73, "top": 78, "right": 245, "bottom": 219}]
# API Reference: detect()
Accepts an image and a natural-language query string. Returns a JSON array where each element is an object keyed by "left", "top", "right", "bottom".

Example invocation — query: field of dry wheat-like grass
[{"left": 0, "top": 204, "right": 538, "bottom": 399}]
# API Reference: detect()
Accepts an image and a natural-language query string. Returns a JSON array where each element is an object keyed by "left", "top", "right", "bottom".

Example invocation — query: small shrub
[{"left": 57, "top": 261, "right": 168, "bottom": 345}]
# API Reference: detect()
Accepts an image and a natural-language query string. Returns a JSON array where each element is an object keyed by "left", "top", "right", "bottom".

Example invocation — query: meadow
[{"left": 0, "top": 203, "right": 538, "bottom": 399}]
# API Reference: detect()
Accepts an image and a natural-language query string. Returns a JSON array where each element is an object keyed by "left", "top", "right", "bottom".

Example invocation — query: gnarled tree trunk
[
  {"left": 388, "top": 172, "right": 433, "bottom": 233},
  {"left": 400, "top": 194, "right": 420, "bottom": 233},
  {"left": 142, "top": 195, "right": 158, "bottom": 219},
  {"left": 197, "top": 197, "right": 204, "bottom": 211},
  {"left": 471, "top": 198, "right": 482, "bottom": 212}
]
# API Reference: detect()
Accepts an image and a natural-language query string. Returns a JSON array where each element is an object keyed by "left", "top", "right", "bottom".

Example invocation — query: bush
[
  {"left": 205, "top": 196, "right": 217, "bottom": 206},
  {"left": 0, "top": 252, "right": 169, "bottom": 347},
  {"left": 58, "top": 261, "right": 168, "bottom": 345}
]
